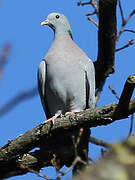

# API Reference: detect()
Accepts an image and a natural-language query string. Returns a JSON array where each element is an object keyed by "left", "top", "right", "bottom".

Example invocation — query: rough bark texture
[
  {"left": 0, "top": 98, "right": 135, "bottom": 178},
  {"left": 94, "top": 0, "right": 117, "bottom": 88}
]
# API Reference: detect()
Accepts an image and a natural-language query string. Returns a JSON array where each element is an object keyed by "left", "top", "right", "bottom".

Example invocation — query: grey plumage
[
  {"left": 38, "top": 12, "right": 95, "bottom": 119},
  {"left": 38, "top": 12, "right": 95, "bottom": 173}
]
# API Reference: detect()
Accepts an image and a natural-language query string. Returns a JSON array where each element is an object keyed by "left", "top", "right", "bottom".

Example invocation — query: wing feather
[
  {"left": 38, "top": 60, "right": 51, "bottom": 118},
  {"left": 85, "top": 59, "right": 95, "bottom": 109}
]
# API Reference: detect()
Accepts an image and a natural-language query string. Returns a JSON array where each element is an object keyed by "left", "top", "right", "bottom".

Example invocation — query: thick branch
[
  {"left": 0, "top": 146, "right": 75, "bottom": 179},
  {"left": 113, "top": 75, "right": 135, "bottom": 118},
  {"left": 0, "top": 100, "right": 134, "bottom": 159},
  {"left": 0, "top": 74, "right": 134, "bottom": 178},
  {"left": 95, "top": 0, "right": 117, "bottom": 89},
  {"left": 118, "top": 75, "right": 135, "bottom": 110},
  {"left": 0, "top": 98, "right": 135, "bottom": 178}
]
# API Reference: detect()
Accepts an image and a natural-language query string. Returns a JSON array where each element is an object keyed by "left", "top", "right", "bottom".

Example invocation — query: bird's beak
[{"left": 40, "top": 19, "right": 49, "bottom": 26}]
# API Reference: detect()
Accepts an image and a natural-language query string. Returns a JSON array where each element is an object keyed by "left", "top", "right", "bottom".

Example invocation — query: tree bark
[
  {"left": 95, "top": 0, "right": 117, "bottom": 89},
  {"left": 0, "top": 98, "right": 135, "bottom": 178}
]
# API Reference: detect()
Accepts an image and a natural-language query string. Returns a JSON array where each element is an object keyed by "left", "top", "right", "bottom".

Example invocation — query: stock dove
[{"left": 38, "top": 12, "right": 95, "bottom": 172}]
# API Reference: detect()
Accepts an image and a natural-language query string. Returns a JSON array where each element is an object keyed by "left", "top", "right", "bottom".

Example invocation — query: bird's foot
[
  {"left": 65, "top": 111, "right": 75, "bottom": 115},
  {"left": 65, "top": 110, "right": 82, "bottom": 115},
  {"left": 45, "top": 114, "right": 60, "bottom": 124}
]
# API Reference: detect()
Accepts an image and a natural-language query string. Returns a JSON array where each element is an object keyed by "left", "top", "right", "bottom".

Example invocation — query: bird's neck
[{"left": 54, "top": 29, "right": 73, "bottom": 39}]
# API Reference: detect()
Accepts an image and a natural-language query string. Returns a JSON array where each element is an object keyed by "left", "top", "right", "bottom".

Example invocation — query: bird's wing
[
  {"left": 38, "top": 60, "right": 46, "bottom": 111},
  {"left": 38, "top": 59, "right": 51, "bottom": 118},
  {"left": 85, "top": 59, "right": 95, "bottom": 109}
]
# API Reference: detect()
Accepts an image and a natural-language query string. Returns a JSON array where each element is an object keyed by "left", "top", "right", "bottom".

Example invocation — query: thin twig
[
  {"left": 87, "top": 16, "right": 98, "bottom": 27},
  {"left": 72, "top": 135, "right": 78, "bottom": 157},
  {"left": 86, "top": 11, "right": 96, "bottom": 16},
  {"left": 71, "top": 128, "right": 85, "bottom": 157},
  {"left": 76, "top": 128, "right": 84, "bottom": 147},
  {"left": 118, "top": 0, "right": 124, "bottom": 23},
  {"left": 0, "top": 44, "right": 11, "bottom": 68},
  {"left": 77, "top": 0, "right": 99, "bottom": 16},
  {"left": 128, "top": 113, "right": 134, "bottom": 138},
  {"left": 56, "top": 156, "right": 85, "bottom": 180},
  {"left": 0, "top": 87, "right": 37, "bottom": 117},
  {"left": 95, "top": 79, "right": 106, "bottom": 106},
  {"left": 115, "top": 40, "right": 135, "bottom": 52},
  {"left": 90, "top": 0, "right": 99, "bottom": 15},
  {"left": 109, "top": 85, "right": 120, "bottom": 100},
  {"left": 20, "top": 164, "right": 51, "bottom": 180},
  {"left": 77, "top": 1, "right": 91, "bottom": 6},
  {"left": 117, "top": 9, "right": 135, "bottom": 41},
  {"left": 89, "top": 136, "right": 111, "bottom": 148},
  {"left": 126, "top": 9, "right": 135, "bottom": 24},
  {"left": 0, "top": 44, "right": 11, "bottom": 78},
  {"left": 124, "top": 29, "right": 135, "bottom": 34},
  {"left": 28, "top": 168, "right": 51, "bottom": 180}
]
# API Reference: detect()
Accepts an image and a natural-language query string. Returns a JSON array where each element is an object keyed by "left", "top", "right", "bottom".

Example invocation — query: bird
[{"left": 38, "top": 12, "right": 95, "bottom": 173}]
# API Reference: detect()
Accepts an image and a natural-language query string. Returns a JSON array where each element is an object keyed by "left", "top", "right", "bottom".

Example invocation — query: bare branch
[
  {"left": 95, "top": 80, "right": 105, "bottom": 106},
  {"left": 94, "top": 0, "right": 117, "bottom": 93},
  {"left": 118, "top": 0, "right": 124, "bottom": 23},
  {"left": 0, "top": 44, "right": 11, "bottom": 78},
  {"left": 115, "top": 40, "right": 135, "bottom": 52},
  {"left": 109, "top": 85, "right": 120, "bottom": 100},
  {"left": 78, "top": 0, "right": 99, "bottom": 16},
  {"left": 86, "top": 11, "right": 96, "bottom": 16},
  {"left": 109, "top": 77, "right": 135, "bottom": 141},
  {"left": 0, "top": 95, "right": 135, "bottom": 178},
  {"left": 0, "top": 87, "right": 37, "bottom": 117},
  {"left": 124, "top": 29, "right": 135, "bottom": 34},
  {"left": 20, "top": 164, "right": 51, "bottom": 180},
  {"left": 117, "top": 9, "right": 135, "bottom": 41},
  {"left": 114, "top": 75, "right": 135, "bottom": 117},
  {"left": 77, "top": 1, "right": 91, "bottom": 6},
  {"left": 89, "top": 136, "right": 111, "bottom": 148},
  {"left": 90, "top": 0, "right": 99, "bottom": 15},
  {"left": 57, "top": 156, "right": 85, "bottom": 180},
  {"left": 128, "top": 114, "right": 134, "bottom": 138},
  {"left": 87, "top": 16, "right": 98, "bottom": 27}
]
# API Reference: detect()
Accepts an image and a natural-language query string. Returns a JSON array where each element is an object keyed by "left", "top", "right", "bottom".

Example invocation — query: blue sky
[{"left": 0, "top": 0, "right": 135, "bottom": 179}]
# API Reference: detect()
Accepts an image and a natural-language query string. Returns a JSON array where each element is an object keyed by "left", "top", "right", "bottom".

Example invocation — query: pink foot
[
  {"left": 65, "top": 110, "right": 79, "bottom": 115},
  {"left": 45, "top": 115, "right": 60, "bottom": 124}
]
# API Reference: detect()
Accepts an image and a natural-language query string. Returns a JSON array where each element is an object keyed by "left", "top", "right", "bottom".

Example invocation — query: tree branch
[
  {"left": 117, "top": 9, "right": 135, "bottom": 41},
  {"left": 0, "top": 44, "right": 11, "bottom": 79},
  {"left": 113, "top": 75, "right": 135, "bottom": 119},
  {"left": 0, "top": 87, "right": 37, "bottom": 117},
  {"left": 115, "top": 39, "right": 135, "bottom": 52},
  {"left": 95, "top": 0, "right": 117, "bottom": 90},
  {"left": 94, "top": 0, "right": 117, "bottom": 104},
  {"left": 1, "top": 1, "right": 135, "bottom": 179},
  {"left": 0, "top": 94, "right": 135, "bottom": 178},
  {"left": 89, "top": 136, "right": 111, "bottom": 148}
]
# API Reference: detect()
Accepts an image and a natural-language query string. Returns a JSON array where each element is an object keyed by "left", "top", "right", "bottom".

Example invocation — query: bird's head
[{"left": 41, "top": 12, "right": 73, "bottom": 39}]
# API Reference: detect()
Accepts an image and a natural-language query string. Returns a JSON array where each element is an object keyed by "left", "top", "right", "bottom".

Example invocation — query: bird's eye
[{"left": 56, "top": 15, "right": 60, "bottom": 19}]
